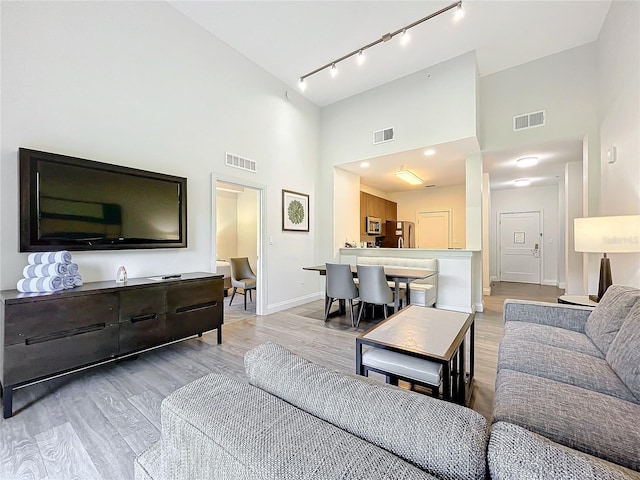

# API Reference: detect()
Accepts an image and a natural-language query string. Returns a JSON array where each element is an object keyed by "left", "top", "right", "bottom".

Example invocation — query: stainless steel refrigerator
[{"left": 381, "top": 221, "right": 415, "bottom": 248}]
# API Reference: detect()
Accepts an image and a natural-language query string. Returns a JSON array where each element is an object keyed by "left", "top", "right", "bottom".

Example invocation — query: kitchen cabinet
[{"left": 360, "top": 192, "right": 397, "bottom": 236}]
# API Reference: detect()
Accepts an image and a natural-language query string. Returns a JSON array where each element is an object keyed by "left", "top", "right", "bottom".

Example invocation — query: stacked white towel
[{"left": 18, "top": 250, "right": 82, "bottom": 293}]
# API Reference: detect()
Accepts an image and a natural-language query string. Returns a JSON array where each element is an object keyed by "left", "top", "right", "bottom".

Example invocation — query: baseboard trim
[
  {"left": 542, "top": 279, "right": 558, "bottom": 287},
  {"left": 490, "top": 276, "right": 499, "bottom": 283},
  {"left": 483, "top": 286, "right": 491, "bottom": 296},
  {"left": 558, "top": 282, "right": 566, "bottom": 289},
  {"left": 265, "top": 292, "right": 323, "bottom": 315},
  {"left": 435, "top": 304, "right": 474, "bottom": 314}
]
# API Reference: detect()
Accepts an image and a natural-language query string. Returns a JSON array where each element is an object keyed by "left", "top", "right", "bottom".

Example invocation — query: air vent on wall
[
  {"left": 513, "top": 110, "right": 546, "bottom": 131},
  {"left": 373, "top": 127, "right": 395, "bottom": 144},
  {"left": 225, "top": 152, "right": 257, "bottom": 173}
]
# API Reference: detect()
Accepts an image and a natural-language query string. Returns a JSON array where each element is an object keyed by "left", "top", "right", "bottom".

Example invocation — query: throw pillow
[
  {"left": 585, "top": 285, "right": 640, "bottom": 354},
  {"left": 606, "top": 300, "right": 640, "bottom": 402}
]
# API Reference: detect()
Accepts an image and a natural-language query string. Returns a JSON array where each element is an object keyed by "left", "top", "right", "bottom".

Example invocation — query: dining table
[{"left": 303, "top": 264, "right": 437, "bottom": 314}]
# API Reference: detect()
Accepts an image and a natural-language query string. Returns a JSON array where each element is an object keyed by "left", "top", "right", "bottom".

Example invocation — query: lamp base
[{"left": 591, "top": 255, "right": 612, "bottom": 303}]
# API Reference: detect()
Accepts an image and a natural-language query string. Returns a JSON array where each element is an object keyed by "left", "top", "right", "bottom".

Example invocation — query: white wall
[
  {"left": 391, "top": 185, "right": 466, "bottom": 249},
  {"left": 0, "top": 1, "right": 321, "bottom": 314},
  {"left": 565, "top": 162, "right": 584, "bottom": 294},
  {"left": 236, "top": 188, "right": 258, "bottom": 272},
  {"left": 490, "top": 184, "right": 560, "bottom": 286},
  {"left": 596, "top": 0, "right": 640, "bottom": 288},
  {"left": 333, "top": 168, "right": 361, "bottom": 254},
  {"left": 318, "top": 52, "right": 479, "bottom": 263},
  {"left": 216, "top": 191, "right": 239, "bottom": 261},
  {"left": 479, "top": 43, "right": 599, "bottom": 153}
]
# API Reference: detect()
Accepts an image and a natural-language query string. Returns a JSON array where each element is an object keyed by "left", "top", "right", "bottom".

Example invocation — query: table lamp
[{"left": 574, "top": 215, "right": 640, "bottom": 302}]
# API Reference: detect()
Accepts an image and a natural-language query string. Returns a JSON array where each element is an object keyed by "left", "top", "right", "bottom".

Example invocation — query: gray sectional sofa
[
  {"left": 493, "top": 285, "right": 640, "bottom": 475},
  {"left": 135, "top": 285, "right": 640, "bottom": 480}
]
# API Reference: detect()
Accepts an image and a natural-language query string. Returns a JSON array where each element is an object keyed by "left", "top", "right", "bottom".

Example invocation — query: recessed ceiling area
[
  {"left": 337, "top": 137, "right": 583, "bottom": 193},
  {"left": 337, "top": 137, "right": 477, "bottom": 193}
]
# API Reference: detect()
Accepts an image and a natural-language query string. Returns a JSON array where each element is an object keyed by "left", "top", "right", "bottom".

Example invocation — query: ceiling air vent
[
  {"left": 225, "top": 152, "right": 257, "bottom": 173},
  {"left": 373, "top": 127, "right": 394, "bottom": 144},
  {"left": 513, "top": 110, "right": 546, "bottom": 131}
]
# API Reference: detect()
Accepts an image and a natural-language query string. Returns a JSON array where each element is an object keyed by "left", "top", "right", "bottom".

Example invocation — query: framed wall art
[{"left": 282, "top": 189, "right": 309, "bottom": 232}]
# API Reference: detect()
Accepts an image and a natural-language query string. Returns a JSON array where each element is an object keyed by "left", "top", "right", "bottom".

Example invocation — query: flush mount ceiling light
[
  {"left": 424, "top": 149, "right": 436, "bottom": 156},
  {"left": 360, "top": 161, "right": 370, "bottom": 168},
  {"left": 395, "top": 166, "right": 423, "bottom": 185},
  {"left": 517, "top": 156, "right": 538, "bottom": 168},
  {"left": 299, "top": 1, "right": 463, "bottom": 89},
  {"left": 514, "top": 179, "right": 531, "bottom": 187}
]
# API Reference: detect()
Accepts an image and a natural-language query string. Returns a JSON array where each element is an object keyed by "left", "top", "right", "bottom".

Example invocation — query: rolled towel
[
  {"left": 67, "top": 263, "right": 79, "bottom": 275},
  {"left": 28, "top": 251, "right": 73, "bottom": 265},
  {"left": 17, "top": 276, "right": 64, "bottom": 293},
  {"left": 73, "top": 274, "right": 83, "bottom": 287},
  {"left": 23, "top": 262, "right": 68, "bottom": 278},
  {"left": 62, "top": 275, "right": 76, "bottom": 289}
]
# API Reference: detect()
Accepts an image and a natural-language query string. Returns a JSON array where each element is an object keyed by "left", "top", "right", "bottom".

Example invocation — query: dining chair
[
  {"left": 324, "top": 263, "right": 359, "bottom": 327},
  {"left": 356, "top": 264, "right": 402, "bottom": 327},
  {"left": 229, "top": 257, "right": 257, "bottom": 310}
]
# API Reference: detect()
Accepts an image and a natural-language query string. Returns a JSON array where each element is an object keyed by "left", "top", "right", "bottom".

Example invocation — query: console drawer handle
[
  {"left": 25, "top": 323, "right": 106, "bottom": 345},
  {"left": 130, "top": 313, "right": 158, "bottom": 323},
  {"left": 176, "top": 301, "right": 218, "bottom": 314}
]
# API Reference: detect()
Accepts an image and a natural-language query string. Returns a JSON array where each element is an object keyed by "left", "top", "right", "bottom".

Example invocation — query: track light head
[
  {"left": 357, "top": 50, "right": 366, "bottom": 65},
  {"left": 454, "top": 2, "right": 465, "bottom": 21},
  {"left": 330, "top": 63, "right": 338, "bottom": 77},
  {"left": 298, "top": 77, "right": 306, "bottom": 91},
  {"left": 400, "top": 29, "right": 410, "bottom": 46}
]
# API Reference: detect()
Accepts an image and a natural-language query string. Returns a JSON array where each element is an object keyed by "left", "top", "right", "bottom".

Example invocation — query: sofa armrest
[
  {"left": 503, "top": 299, "right": 592, "bottom": 332},
  {"left": 488, "top": 422, "right": 640, "bottom": 480}
]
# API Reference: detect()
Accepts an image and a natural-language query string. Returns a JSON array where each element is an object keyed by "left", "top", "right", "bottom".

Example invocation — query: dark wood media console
[{"left": 0, "top": 272, "right": 223, "bottom": 418}]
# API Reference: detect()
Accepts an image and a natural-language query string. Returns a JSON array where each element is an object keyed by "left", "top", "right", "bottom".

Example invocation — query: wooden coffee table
[{"left": 355, "top": 305, "right": 475, "bottom": 405}]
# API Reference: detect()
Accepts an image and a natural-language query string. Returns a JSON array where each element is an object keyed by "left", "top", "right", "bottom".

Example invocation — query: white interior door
[
  {"left": 417, "top": 211, "right": 450, "bottom": 249},
  {"left": 499, "top": 211, "right": 541, "bottom": 284}
]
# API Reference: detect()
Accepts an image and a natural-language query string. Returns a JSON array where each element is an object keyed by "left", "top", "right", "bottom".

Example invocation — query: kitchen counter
[{"left": 338, "top": 248, "right": 482, "bottom": 313}]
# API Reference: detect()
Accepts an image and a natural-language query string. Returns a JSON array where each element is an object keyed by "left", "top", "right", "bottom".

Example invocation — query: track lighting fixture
[{"left": 298, "top": 1, "right": 463, "bottom": 90}]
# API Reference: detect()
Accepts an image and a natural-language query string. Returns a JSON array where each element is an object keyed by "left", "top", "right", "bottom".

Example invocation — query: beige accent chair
[{"left": 229, "top": 257, "right": 256, "bottom": 310}]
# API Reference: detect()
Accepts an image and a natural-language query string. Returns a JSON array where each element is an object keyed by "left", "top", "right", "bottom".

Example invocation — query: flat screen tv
[{"left": 20, "top": 148, "right": 187, "bottom": 251}]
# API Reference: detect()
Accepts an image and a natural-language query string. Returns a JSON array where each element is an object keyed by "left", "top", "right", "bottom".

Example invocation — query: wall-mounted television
[{"left": 20, "top": 148, "right": 187, "bottom": 252}]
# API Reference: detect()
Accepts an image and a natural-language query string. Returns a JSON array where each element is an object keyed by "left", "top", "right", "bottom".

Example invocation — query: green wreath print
[{"left": 287, "top": 199, "right": 305, "bottom": 225}]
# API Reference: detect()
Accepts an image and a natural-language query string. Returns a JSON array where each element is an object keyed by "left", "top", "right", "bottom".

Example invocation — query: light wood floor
[{"left": 0, "top": 282, "right": 562, "bottom": 480}]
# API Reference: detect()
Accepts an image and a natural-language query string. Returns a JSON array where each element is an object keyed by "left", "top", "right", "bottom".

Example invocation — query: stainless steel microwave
[{"left": 366, "top": 216, "right": 382, "bottom": 235}]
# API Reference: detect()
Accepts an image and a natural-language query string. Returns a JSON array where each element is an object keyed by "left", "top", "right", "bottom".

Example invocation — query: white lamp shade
[{"left": 574, "top": 215, "right": 640, "bottom": 253}]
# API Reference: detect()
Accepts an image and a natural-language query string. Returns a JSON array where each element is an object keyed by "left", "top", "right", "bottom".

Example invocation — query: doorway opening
[
  {"left": 498, "top": 211, "right": 542, "bottom": 284},
  {"left": 212, "top": 176, "right": 266, "bottom": 316}
]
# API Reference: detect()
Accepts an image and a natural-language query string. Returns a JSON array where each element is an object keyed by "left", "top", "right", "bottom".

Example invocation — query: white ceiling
[{"left": 170, "top": 0, "right": 610, "bottom": 192}]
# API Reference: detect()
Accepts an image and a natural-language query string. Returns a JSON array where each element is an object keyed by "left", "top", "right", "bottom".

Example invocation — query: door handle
[{"left": 533, "top": 243, "right": 539, "bottom": 257}]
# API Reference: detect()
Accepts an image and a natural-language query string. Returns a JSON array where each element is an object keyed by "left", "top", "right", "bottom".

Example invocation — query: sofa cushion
[
  {"left": 245, "top": 342, "right": 488, "bottom": 480},
  {"left": 497, "top": 340, "right": 636, "bottom": 402},
  {"left": 503, "top": 321, "right": 604, "bottom": 358},
  {"left": 585, "top": 285, "right": 640, "bottom": 355},
  {"left": 161, "top": 373, "right": 439, "bottom": 480},
  {"left": 488, "top": 422, "right": 640, "bottom": 480},
  {"left": 607, "top": 300, "right": 640, "bottom": 402},
  {"left": 493, "top": 369, "right": 640, "bottom": 471}
]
